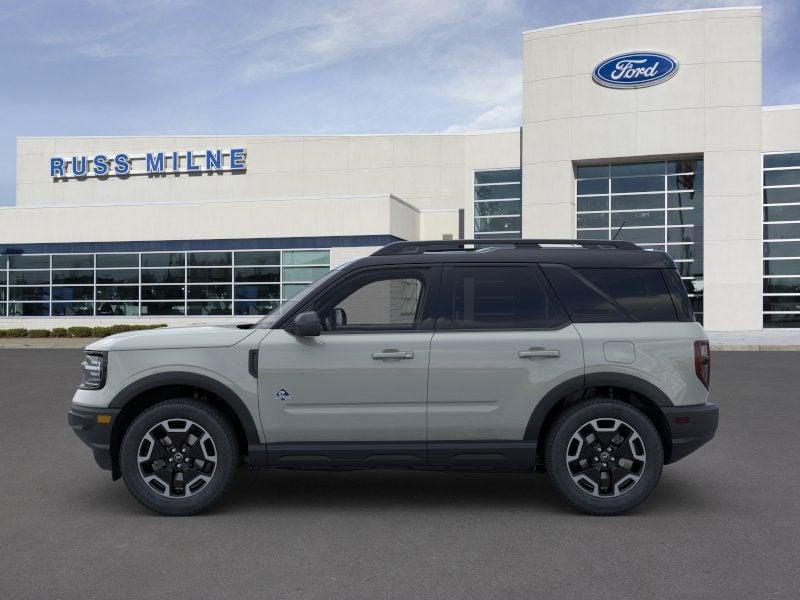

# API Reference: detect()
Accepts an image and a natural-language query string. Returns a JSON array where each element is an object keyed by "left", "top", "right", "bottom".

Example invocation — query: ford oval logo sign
[{"left": 593, "top": 52, "right": 679, "bottom": 89}]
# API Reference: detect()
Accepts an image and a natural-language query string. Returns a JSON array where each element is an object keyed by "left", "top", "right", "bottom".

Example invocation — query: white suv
[{"left": 68, "top": 239, "right": 718, "bottom": 515}]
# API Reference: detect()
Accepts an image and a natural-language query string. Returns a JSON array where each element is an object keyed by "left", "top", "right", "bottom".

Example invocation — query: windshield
[{"left": 254, "top": 265, "right": 345, "bottom": 328}]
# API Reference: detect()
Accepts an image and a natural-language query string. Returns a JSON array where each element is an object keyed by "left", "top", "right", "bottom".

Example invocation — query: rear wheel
[
  {"left": 120, "top": 399, "right": 239, "bottom": 516},
  {"left": 545, "top": 399, "right": 663, "bottom": 515}
]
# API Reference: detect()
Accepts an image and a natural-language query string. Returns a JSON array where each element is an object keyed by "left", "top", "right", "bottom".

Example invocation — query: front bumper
[
  {"left": 67, "top": 404, "right": 121, "bottom": 471},
  {"left": 663, "top": 401, "right": 719, "bottom": 464}
]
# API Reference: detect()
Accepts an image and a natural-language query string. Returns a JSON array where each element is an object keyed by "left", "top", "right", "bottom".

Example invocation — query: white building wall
[{"left": 522, "top": 6, "right": 763, "bottom": 331}]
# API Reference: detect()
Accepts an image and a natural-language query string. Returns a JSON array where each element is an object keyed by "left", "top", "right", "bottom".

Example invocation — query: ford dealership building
[{"left": 2, "top": 6, "right": 799, "bottom": 334}]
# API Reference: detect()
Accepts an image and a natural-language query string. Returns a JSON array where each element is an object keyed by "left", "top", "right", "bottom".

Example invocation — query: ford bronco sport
[{"left": 68, "top": 239, "right": 718, "bottom": 515}]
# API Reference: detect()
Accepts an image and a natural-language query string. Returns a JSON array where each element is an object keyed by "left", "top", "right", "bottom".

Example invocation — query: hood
[{"left": 85, "top": 325, "right": 257, "bottom": 352}]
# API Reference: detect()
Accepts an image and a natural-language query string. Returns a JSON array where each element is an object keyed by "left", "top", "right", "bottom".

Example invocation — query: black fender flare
[
  {"left": 523, "top": 372, "right": 673, "bottom": 441},
  {"left": 109, "top": 371, "right": 261, "bottom": 444}
]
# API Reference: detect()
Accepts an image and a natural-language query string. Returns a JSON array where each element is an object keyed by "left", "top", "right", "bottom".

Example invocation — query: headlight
[{"left": 80, "top": 353, "right": 107, "bottom": 389}]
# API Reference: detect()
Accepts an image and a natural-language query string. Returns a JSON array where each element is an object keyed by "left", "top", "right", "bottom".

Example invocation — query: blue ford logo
[{"left": 593, "top": 52, "right": 678, "bottom": 89}]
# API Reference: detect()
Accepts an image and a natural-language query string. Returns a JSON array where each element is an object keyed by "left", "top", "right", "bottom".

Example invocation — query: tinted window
[
  {"left": 444, "top": 266, "right": 567, "bottom": 330},
  {"left": 578, "top": 268, "right": 677, "bottom": 321},
  {"left": 541, "top": 265, "right": 628, "bottom": 323},
  {"left": 313, "top": 269, "right": 429, "bottom": 331}
]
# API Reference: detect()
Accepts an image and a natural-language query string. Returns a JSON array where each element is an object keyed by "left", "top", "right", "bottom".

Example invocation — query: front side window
[
  {"left": 442, "top": 266, "right": 567, "bottom": 330},
  {"left": 312, "top": 269, "right": 429, "bottom": 332}
]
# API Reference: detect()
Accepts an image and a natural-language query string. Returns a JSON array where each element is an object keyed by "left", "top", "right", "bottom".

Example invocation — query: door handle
[
  {"left": 372, "top": 350, "right": 415, "bottom": 360},
  {"left": 518, "top": 348, "right": 560, "bottom": 359}
]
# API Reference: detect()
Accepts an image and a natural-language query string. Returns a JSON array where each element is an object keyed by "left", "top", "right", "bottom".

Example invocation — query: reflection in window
[
  {"left": 763, "top": 153, "right": 800, "bottom": 328},
  {"left": 576, "top": 159, "right": 704, "bottom": 322}
]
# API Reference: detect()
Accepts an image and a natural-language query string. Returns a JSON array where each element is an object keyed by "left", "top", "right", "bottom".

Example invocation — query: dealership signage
[
  {"left": 49, "top": 148, "right": 247, "bottom": 179},
  {"left": 592, "top": 52, "right": 678, "bottom": 89}
]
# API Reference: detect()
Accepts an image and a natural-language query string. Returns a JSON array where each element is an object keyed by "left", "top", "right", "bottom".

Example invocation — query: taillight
[{"left": 694, "top": 340, "right": 711, "bottom": 389}]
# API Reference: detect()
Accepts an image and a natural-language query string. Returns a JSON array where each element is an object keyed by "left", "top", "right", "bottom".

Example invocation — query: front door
[
  {"left": 258, "top": 265, "right": 439, "bottom": 467},
  {"left": 426, "top": 264, "right": 584, "bottom": 467}
]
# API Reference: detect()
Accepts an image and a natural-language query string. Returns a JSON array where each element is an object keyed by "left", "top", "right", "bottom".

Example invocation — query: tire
[
  {"left": 120, "top": 398, "right": 239, "bottom": 516},
  {"left": 545, "top": 398, "right": 663, "bottom": 516}
]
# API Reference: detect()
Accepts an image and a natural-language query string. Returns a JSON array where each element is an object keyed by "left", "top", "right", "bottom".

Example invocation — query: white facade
[{"left": 2, "top": 6, "right": 800, "bottom": 332}]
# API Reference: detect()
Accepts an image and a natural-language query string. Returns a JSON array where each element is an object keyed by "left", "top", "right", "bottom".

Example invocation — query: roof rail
[{"left": 372, "top": 238, "right": 641, "bottom": 256}]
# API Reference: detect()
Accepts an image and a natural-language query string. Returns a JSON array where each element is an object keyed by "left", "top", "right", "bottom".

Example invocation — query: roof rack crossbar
[{"left": 372, "top": 238, "right": 641, "bottom": 256}]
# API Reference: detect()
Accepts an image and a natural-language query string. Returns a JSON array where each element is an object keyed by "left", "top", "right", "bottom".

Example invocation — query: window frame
[{"left": 435, "top": 263, "right": 570, "bottom": 332}]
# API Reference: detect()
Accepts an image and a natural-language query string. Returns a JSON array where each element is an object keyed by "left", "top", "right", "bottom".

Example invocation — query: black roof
[{"left": 346, "top": 239, "right": 675, "bottom": 270}]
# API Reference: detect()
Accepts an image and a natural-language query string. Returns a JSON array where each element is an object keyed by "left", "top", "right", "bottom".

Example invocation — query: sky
[{"left": 1, "top": 0, "right": 799, "bottom": 206}]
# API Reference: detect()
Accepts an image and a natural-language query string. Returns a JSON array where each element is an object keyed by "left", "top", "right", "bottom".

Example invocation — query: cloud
[{"left": 443, "top": 103, "right": 521, "bottom": 132}]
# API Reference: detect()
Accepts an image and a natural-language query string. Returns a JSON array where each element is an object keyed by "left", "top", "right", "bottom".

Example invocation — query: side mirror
[{"left": 289, "top": 311, "right": 322, "bottom": 337}]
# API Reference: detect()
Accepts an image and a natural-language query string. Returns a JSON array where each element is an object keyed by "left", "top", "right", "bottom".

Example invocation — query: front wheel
[
  {"left": 545, "top": 399, "right": 663, "bottom": 515},
  {"left": 120, "top": 399, "right": 239, "bottom": 516}
]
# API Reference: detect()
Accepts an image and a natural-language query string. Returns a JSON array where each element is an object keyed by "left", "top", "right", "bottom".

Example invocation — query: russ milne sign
[
  {"left": 49, "top": 148, "right": 246, "bottom": 179},
  {"left": 592, "top": 52, "right": 678, "bottom": 89}
]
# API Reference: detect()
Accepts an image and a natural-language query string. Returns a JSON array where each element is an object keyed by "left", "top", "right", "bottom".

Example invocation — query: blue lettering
[
  {"left": 72, "top": 156, "right": 88, "bottom": 177},
  {"left": 230, "top": 148, "right": 246, "bottom": 170},
  {"left": 146, "top": 152, "right": 165, "bottom": 173},
  {"left": 50, "top": 158, "right": 65, "bottom": 177},
  {"left": 93, "top": 155, "right": 109, "bottom": 176},
  {"left": 171, "top": 151, "right": 180, "bottom": 172},
  {"left": 205, "top": 149, "right": 222, "bottom": 170},
  {"left": 114, "top": 153, "right": 130, "bottom": 175},
  {"left": 186, "top": 151, "right": 200, "bottom": 172}
]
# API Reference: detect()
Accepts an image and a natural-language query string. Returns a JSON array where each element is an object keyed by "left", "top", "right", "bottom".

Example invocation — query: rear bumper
[
  {"left": 663, "top": 401, "right": 719, "bottom": 464},
  {"left": 67, "top": 404, "right": 120, "bottom": 471}
]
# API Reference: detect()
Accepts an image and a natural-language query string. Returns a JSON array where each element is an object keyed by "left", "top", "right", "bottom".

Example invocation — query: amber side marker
[{"left": 96, "top": 415, "right": 112, "bottom": 424}]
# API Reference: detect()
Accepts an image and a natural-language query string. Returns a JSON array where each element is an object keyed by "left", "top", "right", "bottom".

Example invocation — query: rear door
[{"left": 426, "top": 264, "right": 584, "bottom": 467}]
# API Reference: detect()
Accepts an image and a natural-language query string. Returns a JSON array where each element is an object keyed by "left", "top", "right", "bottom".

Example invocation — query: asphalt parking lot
[{"left": 0, "top": 349, "right": 798, "bottom": 599}]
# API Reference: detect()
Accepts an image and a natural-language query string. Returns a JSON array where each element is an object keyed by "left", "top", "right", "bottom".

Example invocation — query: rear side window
[
  {"left": 577, "top": 268, "right": 677, "bottom": 321},
  {"left": 541, "top": 265, "right": 629, "bottom": 323},
  {"left": 442, "top": 266, "right": 568, "bottom": 330}
]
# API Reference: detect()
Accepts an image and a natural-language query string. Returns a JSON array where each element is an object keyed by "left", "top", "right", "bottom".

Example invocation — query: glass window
[
  {"left": 96, "top": 302, "right": 139, "bottom": 316},
  {"left": 667, "top": 174, "right": 699, "bottom": 191},
  {"left": 235, "top": 267, "right": 280, "bottom": 282},
  {"left": 541, "top": 265, "right": 628, "bottom": 323},
  {"left": 141, "top": 286, "right": 185, "bottom": 300},
  {"left": 282, "top": 266, "right": 329, "bottom": 283},
  {"left": 234, "top": 251, "right": 279, "bottom": 266},
  {"left": 9, "top": 271, "right": 50, "bottom": 285},
  {"left": 667, "top": 160, "right": 702, "bottom": 174},
  {"left": 577, "top": 179, "right": 608, "bottom": 195},
  {"left": 187, "top": 268, "right": 231, "bottom": 283},
  {"left": 9, "top": 255, "right": 48, "bottom": 269},
  {"left": 10, "top": 287, "right": 50, "bottom": 301},
  {"left": 445, "top": 266, "right": 567, "bottom": 330},
  {"left": 282, "top": 284, "right": 308, "bottom": 300},
  {"left": 0, "top": 255, "right": 6, "bottom": 269},
  {"left": 474, "top": 184, "right": 521, "bottom": 200},
  {"left": 576, "top": 165, "right": 608, "bottom": 179},
  {"left": 8, "top": 303, "right": 49, "bottom": 316},
  {"left": 667, "top": 209, "right": 700, "bottom": 226},
  {"left": 141, "top": 253, "right": 184, "bottom": 268},
  {"left": 474, "top": 170, "right": 521, "bottom": 185},
  {"left": 188, "top": 252, "right": 231, "bottom": 266},
  {"left": 187, "top": 301, "right": 232, "bottom": 315},
  {"left": 97, "top": 254, "right": 138, "bottom": 268},
  {"left": 52, "top": 302, "right": 94, "bottom": 316},
  {"left": 764, "top": 170, "right": 800, "bottom": 187},
  {"left": 52, "top": 286, "right": 93, "bottom": 301},
  {"left": 612, "top": 194, "right": 664, "bottom": 211},
  {"left": 234, "top": 285, "right": 280, "bottom": 300},
  {"left": 96, "top": 269, "right": 138, "bottom": 284},
  {"left": 187, "top": 285, "right": 232, "bottom": 300},
  {"left": 577, "top": 213, "right": 608, "bottom": 229},
  {"left": 611, "top": 162, "right": 663, "bottom": 177},
  {"left": 96, "top": 286, "right": 138, "bottom": 301},
  {"left": 235, "top": 301, "right": 279, "bottom": 315},
  {"left": 142, "top": 268, "right": 185, "bottom": 284},
  {"left": 52, "top": 254, "right": 93, "bottom": 269},
  {"left": 611, "top": 176, "right": 664, "bottom": 194},
  {"left": 667, "top": 191, "right": 703, "bottom": 209},
  {"left": 577, "top": 269, "right": 677, "bottom": 321},
  {"left": 611, "top": 210, "right": 664, "bottom": 228},
  {"left": 141, "top": 302, "right": 185, "bottom": 316},
  {"left": 52, "top": 270, "right": 93, "bottom": 284},
  {"left": 322, "top": 274, "right": 425, "bottom": 330},
  {"left": 763, "top": 188, "right": 800, "bottom": 204},
  {"left": 577, "top": 197, "right": 608, "bottom": 212},
  {"left": 282, "top": 250, "right": 329, "bottom": 266},
  {"left": 474, "top": 170, "right": 522, "bottom": 240},
  {"left": 763, "top": 152, "right": 800, "bottom": 328}
]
